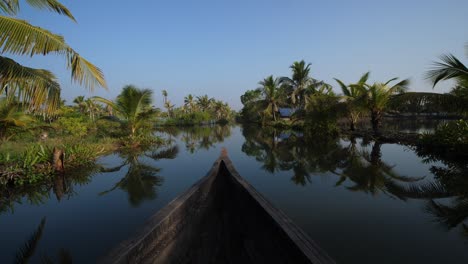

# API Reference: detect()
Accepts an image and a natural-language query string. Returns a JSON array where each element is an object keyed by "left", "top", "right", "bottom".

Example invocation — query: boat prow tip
[{"left": 220, "top": 147, "right": 228, "bottom": 157}]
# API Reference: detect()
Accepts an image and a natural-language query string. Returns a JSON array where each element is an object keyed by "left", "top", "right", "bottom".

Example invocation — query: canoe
[{"left": 103, "top": 149, "right": 335, "bottom": 264}]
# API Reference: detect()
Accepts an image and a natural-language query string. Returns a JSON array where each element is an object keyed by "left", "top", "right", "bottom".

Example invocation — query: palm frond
[
  {"left": 0, "top": 56, "right": 60, "bottom": 113},
  {"left": 25, "top": 0, "right": 76, "bottom": 21},
  {"left": 334, "top": 78, "right": 350, "bottom": 96},
  {"left": 426, "top": 54, "right": 468, "bottom": 88},
  {"left": 358, "top": 72, "right": 370, "bottom": 85},
  {"left": 384, "top": 77, "right": 399, "bottom": 86},
  {"left": 0, "top": 16, "right": 106, "bottom": 90}
]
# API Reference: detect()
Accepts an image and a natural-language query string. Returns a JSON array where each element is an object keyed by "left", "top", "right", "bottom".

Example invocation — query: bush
[
  {"left": 421, "top": 120, "right": 468, "bottom": 146},
  {"left": 96, "top": 119, "right": 123, "bottom": 137},
  {"left": 55, "top": 117, "right": 89, "bottom": 137}
]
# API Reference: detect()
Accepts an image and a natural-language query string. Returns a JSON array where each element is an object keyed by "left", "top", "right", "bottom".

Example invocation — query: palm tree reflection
[
  {"left": 99, "top": 145, "right": 179, "bottom": 207},
  {"left": 241, "top": 125, "right": 424, "bottom": 196},
  {"left": 394, "top": 146, "right": 468, "bottom": 239}
]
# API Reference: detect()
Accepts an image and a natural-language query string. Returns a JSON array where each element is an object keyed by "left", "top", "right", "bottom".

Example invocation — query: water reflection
[
  {"left": 157, "top": 125, "right": 231, "bottom": 153},
  {"left": 400, "top": 145, "right": 468, "bottom": 239},
  {"left": 14, "top": 217, "right": 74, "bottom": 264},
  {"left": 0, "top": 165, "right": 99, "bottom": 216},
  {"left": 336, "top": 140, "right": 424, "bottom": 199},
  {"left": 241, "top": 125, "right": 424, "bottom": 197},
  {"left": 99, "top": 145, "right": 179, "bottom": 207}
]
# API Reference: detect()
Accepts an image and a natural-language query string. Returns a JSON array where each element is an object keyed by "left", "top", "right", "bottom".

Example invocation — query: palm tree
[
  {"left": 334, "top": 72, "right": 369, "bottom": 131},
  {"left": 84, "top": 98, "right": 101, "bottom": 121},
  {"left": 164, "top": 100, "right": 175, "bottom": 118},
  {"left": 93, "top": 85, "right": 155, "bottom": 137},
  {"left": 361, "top": 78, "right": 410, "bottom": 134},
  {"left": 196, "top": 95, "right": 214, "bottom": 112},
  {"left": 0, "top": 98, "right": 34, "bottom": 140},
  {"left": 280, "top": 60, "right": 325, "bottom": 108},
  {"left": 184, "top": 94, "right": 196, "bottom": 113},
  {"left": 73, "top": 96, "right": 86, "bottom": 114},
  {"left": 258, "top": 75, "right": 283, "bottom": 122},
  {"left": 0, "top": 0, "right": 106, "bottom": 114},
  {"left": 162, "top": 90, "right": 168, "bottom": 104}
]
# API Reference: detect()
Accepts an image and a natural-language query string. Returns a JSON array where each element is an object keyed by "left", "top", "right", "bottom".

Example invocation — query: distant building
[{"left": 278, "top": 108, "right": 296, "bottom": 119}]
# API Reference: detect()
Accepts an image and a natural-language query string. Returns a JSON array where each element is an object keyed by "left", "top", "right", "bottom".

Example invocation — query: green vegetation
[
  {"left": 159, "top": 93, "right": 234, "bottom": 126},
  {"left": 240, "top": 53, "right": 467, "bottom": 142},
  {"left": 0, "top": 0, "right": 106, "bottom": 115},
  {"left": 0, "top": 81, "right": 234, "bottom": 190}
]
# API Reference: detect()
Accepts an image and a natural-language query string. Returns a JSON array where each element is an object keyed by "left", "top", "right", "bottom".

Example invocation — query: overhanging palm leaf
[
  {"left": 0, "top": 56, "right": 60, "bottom": 111},
  {"left": 426, "top": 54, "right": 468, "bottom": 88},
  {"left": 0, "top": 16, "right": 106, "bottom": 90},
  {"left": 1, "top": 0, "right": 75, "bottom": 20}
]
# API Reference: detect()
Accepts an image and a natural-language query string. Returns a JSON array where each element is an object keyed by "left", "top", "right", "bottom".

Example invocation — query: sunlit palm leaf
[
  {"left": 0, "top": 15, "right": 106, "bottom": 90},
  {"left": 0, "top": 56, "right": 60, "bottom": 112},
  {"left": 24, "top": 0, "right": 76, "bottom": 21}
]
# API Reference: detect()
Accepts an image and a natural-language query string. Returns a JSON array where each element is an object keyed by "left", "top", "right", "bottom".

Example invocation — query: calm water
[{"left": 1, "top": 124, "right": 467, "bottom": 263}]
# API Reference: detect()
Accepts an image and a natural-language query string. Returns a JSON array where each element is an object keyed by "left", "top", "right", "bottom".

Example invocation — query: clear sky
[{"left": 12, "top": 0, "right": 468, "bottom": 110}]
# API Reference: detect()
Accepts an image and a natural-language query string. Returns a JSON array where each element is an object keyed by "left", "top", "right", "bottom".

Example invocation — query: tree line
[{"left": 240, "top": 46, "right": 468, "bottom": 135}]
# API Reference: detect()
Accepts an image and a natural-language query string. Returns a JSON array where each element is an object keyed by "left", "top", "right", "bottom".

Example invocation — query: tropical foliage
[
  {"left": 93, "top": 85, "right": 157, "bottom": 138},
  {"left": 0, "top": 0, "right": 106, "bottom": 115}
]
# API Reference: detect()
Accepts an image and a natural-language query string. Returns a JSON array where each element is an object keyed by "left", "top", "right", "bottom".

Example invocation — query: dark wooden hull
[{"left": 103, "top": 150, "right": 335, "bottom": 264}]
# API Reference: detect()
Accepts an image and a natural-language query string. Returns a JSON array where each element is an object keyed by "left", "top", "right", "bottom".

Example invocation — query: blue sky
[{"left": 12, "top": 0, "right": 468, "bottom": 109}]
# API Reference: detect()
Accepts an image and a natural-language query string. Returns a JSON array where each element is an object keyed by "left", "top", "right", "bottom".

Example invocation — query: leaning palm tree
[
  {"left": 361, "top": 78, "right": 410, "bottom": 134},
  {"left": 93, "top": 85, "right": 155, "bottom": 137},
  {"left": 258, "top": 75, "right": 284, "bottom": 122},
  {"left": 0, "top": 0, "right": 106, "bottom": 114},
  {"left": 334, "top": 72, "right": 369, "bottom": 131}
]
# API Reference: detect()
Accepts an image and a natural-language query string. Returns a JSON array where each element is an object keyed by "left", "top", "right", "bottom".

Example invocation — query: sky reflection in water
[{"left": 1, "top": 124, "right": 467, "bottom": 263}]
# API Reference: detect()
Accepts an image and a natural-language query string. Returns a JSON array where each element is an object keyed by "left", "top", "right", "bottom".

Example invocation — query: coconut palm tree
[
  {"left": 73, "top": 96, "right": 86, "bottom": 113},
  {"left": 196, "top": 95, "right": 214, "bottom": 112},
  {"left": 164, "top": 100, "right": 175, "bottom": 118},
  {"left": 361, "top": 78, "right": 410, "bottom": 134},
  {"left": 84, "top": 98, "right": 101, "bottom": 121},
  {"left": 258, "top": 75, "right": 284, "bottom": 122},
  {"left": 184, "top": 94, "right": 196, "bottom": 113},
  {"left": 162, "top": 90, "right": 168, "bottom": 105},
  {"left": 93, "top": 85, "right": 155, "bottom": 137},
  {"left": 0, "top": 0, "right": 106, "bottom": 114},
  {"left": 0, "top": 98, "right": 34, "bottom": 140},
  {"left": 280, "top": 60, "right": 325, "bottom": 108},
  {"left": 334, "top": 72, "right": 369, "bottom": 131}
]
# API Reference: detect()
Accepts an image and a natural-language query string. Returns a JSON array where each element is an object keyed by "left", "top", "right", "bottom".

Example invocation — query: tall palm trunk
[
  {"left": 271, "top": 102, "right": 276, "bottom": 121},
  {"left": 371, "top": 111, "right": 381, "bottom": 135}
]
